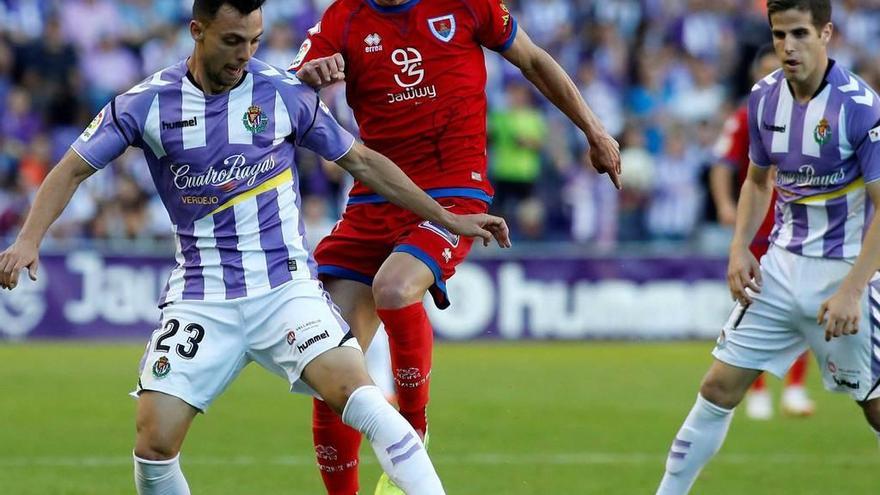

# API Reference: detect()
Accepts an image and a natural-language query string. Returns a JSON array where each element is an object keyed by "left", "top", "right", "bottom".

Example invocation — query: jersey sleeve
[
  {"left": 288, "top": 3, "right": 347, "bottom": 72},
  {"left": 852, "top": 100, "right": 880, "bottom": 184},
  {"left": 280, "top": 83, "right": 355, "bottom": 161},
  {"left": 469, "top": 0, "right": 518, "bottom": 52},
  {"left": 746, "top": 90, "right": 772, "bottom": 168},
  {"left": 70, "top": 94, "right": 142, "bottom": 170}
]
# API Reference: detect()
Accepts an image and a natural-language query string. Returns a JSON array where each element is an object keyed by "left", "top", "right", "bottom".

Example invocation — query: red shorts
[{"left": 314, "top": 197, "right": 488, "bottom": 309}]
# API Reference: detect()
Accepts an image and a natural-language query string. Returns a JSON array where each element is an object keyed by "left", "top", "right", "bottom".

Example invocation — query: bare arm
[
  {"left": 817, "top": 180, "right": 880, "bottom": 340},
  {"left": 727, "top": 163, "right": 773, "bottom": 304},
  {"left": 0, "top": 150, "right": 96, "bottom": 288},
  {"left": 502, "top": 27, "right": 621, "bottom": 188},
  {"left": 709, "top": 164, "right": 738, "bottom": 226},
  {"left": 335, "top": 143, "right": 510, "bottom": 247}
]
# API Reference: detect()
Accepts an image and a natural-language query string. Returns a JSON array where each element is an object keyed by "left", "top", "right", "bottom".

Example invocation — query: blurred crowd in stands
[{"left": 2, "top": 0, "right": 880, "bottom": 251}]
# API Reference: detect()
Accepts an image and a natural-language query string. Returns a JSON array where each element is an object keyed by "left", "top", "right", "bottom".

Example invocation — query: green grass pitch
[{"left": 0, "top": 342, "right": 876, "bottom": 494}]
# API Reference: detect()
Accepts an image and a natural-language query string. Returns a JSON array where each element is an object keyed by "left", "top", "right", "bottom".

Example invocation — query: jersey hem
[
  {"left": 347, "top": 187, "right": 493, "bottom": 205},
  {"left": 69, "top": 146, "right": 102, "bottom": 171}
]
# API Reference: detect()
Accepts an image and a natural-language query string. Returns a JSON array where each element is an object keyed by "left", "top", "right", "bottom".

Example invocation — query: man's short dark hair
[
  {"left": 767, "top": 0, "right": 831, "bottom": 29},
  {"left": 193, "top": 0, "right": 266, "bottom": 22}
]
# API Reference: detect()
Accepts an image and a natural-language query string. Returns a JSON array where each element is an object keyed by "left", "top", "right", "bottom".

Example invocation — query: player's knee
[
  {"left": 134, "top": 424, "right": 180, "bottom": 461},
  {"left": 371, "top": 275, "right": 423, "bottom": 309},
  {"left": 309, "top": 349, "right": 373, "bottom": 414},
  {"left": 699, "top": 377, "right": 743, "bottom": 410}
]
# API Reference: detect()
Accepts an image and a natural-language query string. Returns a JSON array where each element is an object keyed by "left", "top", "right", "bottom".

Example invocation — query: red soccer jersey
[
  {"left": 714, "top": 104, "right": 775, "bottom": 251},
  {"left": 290, "top": 0, "right": 518, "bottom": 201}
]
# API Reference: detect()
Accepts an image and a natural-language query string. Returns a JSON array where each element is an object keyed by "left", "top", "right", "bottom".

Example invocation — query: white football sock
[
  {"left": 342, "top": 385, "right": 445, "bottom": 494},
  {"left": 134, "top": 453, "right": 191, "bottom": 495},
  {"left": 656, "top": 394, "right": 734, "bottom": 495}
]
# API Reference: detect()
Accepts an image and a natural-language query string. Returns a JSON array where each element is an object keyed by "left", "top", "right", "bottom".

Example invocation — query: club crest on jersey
[
  {"left": 419, "top": 220, "right": 460, "bottom": 247},
  {"left": 428, "top": 15, "right": 456, "bottom": 42},
  {"left": 152, "top": 356, "right": 171, "bottom": 378},
  {"left": 813, "top": 117, "right": 832, "bottom": 145},
  {"left": 242, "top": 105, "right": 268, "bottom": 134}
]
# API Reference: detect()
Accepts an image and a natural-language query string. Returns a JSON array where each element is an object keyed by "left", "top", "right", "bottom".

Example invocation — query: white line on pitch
[{"left": 0, "top": 452, "right": 875, "bottom": 468}]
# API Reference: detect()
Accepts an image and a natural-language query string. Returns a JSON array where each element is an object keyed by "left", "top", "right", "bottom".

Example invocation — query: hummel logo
[
  {"left": 162, "top": 117, "right": 198, "bottom": 130},
  {"left": 763, "top": 122, "right": 786, "bottom": 133},
  {"left": 364, "top": 33, "right": 383, "bottom": 53}
]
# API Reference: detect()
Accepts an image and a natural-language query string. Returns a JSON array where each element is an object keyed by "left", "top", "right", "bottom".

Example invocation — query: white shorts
[
  {"left": 713, "top": 245, "right": 880, "bottom": 402},
  {"left": 134, "top": 279, "right": 360, "bottom": 411}
]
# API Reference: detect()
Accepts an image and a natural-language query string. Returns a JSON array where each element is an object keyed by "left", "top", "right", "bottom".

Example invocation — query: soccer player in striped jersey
[
  {"left": 0, "top": 1, "right": 511, "bottom": 494},
  {"left": 709, "top": 44, "right": 815, "bottom": 420},
  {"left": 657, "top": 0, "right": 880, "bottom": 493}
]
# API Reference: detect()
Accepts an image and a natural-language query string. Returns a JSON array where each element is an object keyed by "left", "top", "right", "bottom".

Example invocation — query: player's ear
[
  {"left": 190, "top": 20, "right": 206, "bottom": 42},
  {"left": 819, "top": 22, "right": 833, "bottom": 44}
]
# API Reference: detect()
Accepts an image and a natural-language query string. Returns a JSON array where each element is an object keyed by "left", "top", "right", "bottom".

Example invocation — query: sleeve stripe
[{"left": 491, "top": 17, "right": 518, "bottom": 53}]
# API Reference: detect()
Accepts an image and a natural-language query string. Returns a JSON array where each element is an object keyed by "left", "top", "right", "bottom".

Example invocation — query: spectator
[{"left": 489, "top": 83, "right": 548, "bottom": 221}]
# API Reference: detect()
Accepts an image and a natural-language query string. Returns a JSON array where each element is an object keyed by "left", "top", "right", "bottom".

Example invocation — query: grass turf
[{"left": 0, "top": 341, "right": 876, "bottom": 494}]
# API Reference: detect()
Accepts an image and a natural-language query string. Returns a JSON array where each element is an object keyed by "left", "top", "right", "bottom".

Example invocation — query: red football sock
[
  {"left": 377, "top": 302, "right": 433, "bottom": 438},
  {"left": 312, "top": 398, "right": 362, "bottom": 495},
  {"left": 786, "top": 352, "right": 809, "bottom": 387},
  {"left": 751, "top": 373, "right": 767, "bottom": 391}
]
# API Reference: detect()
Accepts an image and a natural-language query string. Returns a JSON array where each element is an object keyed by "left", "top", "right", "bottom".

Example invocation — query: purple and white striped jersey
[
  {"left": 71, "top": 58, "right": 355, "bottom": 305},
  {"left": 749, "top": 61, "right": 880, "bottom": 259}
]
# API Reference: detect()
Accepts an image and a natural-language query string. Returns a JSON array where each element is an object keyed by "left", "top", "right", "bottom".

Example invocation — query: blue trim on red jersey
[
  {"left": 347, "top": 187, "right": 493, "bottom": 205},
  {"left": 492, "top": 18, "right": 518, "bottom": 53},
  {"left": 365, "top": 0, "right": 421, "bottom": 14},
  {"left": 317, "top": 265, "right": 375, "bottom": 286},
  {"left": 393, "top": 244, "right": 449, "bottom": 308}
]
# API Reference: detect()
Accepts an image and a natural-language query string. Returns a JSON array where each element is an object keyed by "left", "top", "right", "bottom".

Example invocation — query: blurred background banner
[
  {"left": 0, "top": 250, "right": 731, "bottom": 341},
  {"left": 3, "top": 0, "right": 879, "bottom": 342}
]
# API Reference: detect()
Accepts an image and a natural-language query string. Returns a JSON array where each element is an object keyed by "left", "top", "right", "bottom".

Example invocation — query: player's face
[
  {"left": 191, "top": 5, "right": 263, "bottom": 90},
  {"left": 769, "top": 9, "right": 831, "bottom": 86}
]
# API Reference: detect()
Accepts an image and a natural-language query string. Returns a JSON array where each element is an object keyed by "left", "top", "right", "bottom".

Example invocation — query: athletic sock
[
  {"left": 656, "top": 395, "right": 734, "bottom": 495},
  {"left": 342, "top": 385, "right": 444, "bottom": 494},
  {"left": 134, "top": 453, "right": 191, "bottom": 495},
  {"left": 786, "top": 352, "right": 808, "bottom": 386},
  {"left": 377, "top": 302, "right": 433, "bottom": 437},
  {"left": 312, "top": 398, "right": 362, "bottom": 495}
]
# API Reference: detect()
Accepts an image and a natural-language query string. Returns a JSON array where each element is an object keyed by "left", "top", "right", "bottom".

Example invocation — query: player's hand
[
  {"left": 0, "top": 240, "right": 39, "bottom": 290},
  {"left": 817, "top": 286, "right": 862, "bottom": 341},
  {"left": 294, "top": 53, "right": 346, "bottom": 89},
  {"left": 726, "top": 246, "right": 761, "bottom": 306},
  {"left": 587, "top": 133, "right": 622, "bottom": 190},
  {"left": 446, "top": 213, "right": 511, "bottom": 248}
]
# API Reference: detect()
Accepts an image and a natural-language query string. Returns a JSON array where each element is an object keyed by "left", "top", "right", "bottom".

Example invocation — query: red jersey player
[
  {"left": 709, "top": 44, "right": 813, "bottom": 421},
  {"left": 291, "top": 1, "right": 621, "bottom": 493}
]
